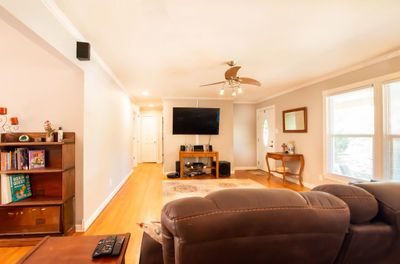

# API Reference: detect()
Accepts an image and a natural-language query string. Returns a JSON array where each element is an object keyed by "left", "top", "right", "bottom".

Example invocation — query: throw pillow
[{"left": 137, "top": 221, "right": 162, "bottom": 244}]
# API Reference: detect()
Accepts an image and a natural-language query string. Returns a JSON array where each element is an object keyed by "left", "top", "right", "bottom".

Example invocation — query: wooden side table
[
  {"left": 179, "top": 151, "right": 219, "bottom": 178},
  {"left": 266, "top": 152, "right": 305, "bottom": 186},
  {"left": 17, "top": 233, "right": 130, "bottom": 264}
]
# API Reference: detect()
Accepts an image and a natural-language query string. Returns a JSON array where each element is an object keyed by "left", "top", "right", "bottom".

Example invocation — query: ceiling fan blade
[
  {"left": 200, "top": 81, "right": 225, "bottom": 87},
  {"left": 238, "top": 77, "right": 261, "bottom": 86},
  {"left": 225, "top": 66, "right": 241, "bottom": 80}
]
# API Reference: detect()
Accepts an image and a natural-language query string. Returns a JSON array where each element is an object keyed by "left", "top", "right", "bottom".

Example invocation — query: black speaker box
[
  {"left": 193, "top": 145, "right": 204, "bottom": 152},
  {"left": 167, "top": 172, "right": 180, "bottom": 179},
  {"left": 212, "top": 161, "right": 231, "bottom": 177},
  {"left": 180, "top": 145, "right": 185, "bottom": 151},
  {"left": 175, "top": 161, "right": 180, "bottom": 176},
  {"left": 76, "top": 41, "right": 90, "bottom": 61}
]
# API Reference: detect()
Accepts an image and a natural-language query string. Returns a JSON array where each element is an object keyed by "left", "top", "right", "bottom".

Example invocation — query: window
[
  {"left": 262, "top": 120, "right": 269, "bottom": 147},
  {"left": 384, "top": 81, "right": 400, "bottom": 180},
  {"left": 326, "top": 87, "right": 374, "bottom": 180}
]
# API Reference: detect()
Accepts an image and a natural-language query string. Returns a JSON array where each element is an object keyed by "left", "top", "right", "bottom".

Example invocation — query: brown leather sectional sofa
[{"left": 139, "top": 182, "right": 400, "bottom": 264}]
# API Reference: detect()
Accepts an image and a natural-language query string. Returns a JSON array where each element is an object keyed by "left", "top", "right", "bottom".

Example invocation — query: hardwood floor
[{"left": 0, "top": 163, "right": 306, "bottom": 263}]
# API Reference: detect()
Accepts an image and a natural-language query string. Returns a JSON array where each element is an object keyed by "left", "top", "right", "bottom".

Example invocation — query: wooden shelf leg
[{"left": 265, "top": 155, "right": 271, "bottom": 181}]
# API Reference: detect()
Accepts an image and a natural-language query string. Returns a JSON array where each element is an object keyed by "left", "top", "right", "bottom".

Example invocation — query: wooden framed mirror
[{"left": 282, "top": 107, "right": 308, "bottom": 133}]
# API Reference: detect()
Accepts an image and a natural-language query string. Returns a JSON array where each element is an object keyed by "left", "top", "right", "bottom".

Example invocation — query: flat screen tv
[{"left": 173, "top": 107, "right": 220, "bottom": 135}]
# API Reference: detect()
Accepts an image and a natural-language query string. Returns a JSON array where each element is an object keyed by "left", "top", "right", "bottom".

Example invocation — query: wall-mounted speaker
[{"left": 76, "top": 41, "right": 90, "bottom": 61}]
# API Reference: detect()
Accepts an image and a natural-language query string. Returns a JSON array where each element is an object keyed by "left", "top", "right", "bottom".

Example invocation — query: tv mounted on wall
[{"left": 173, "top": 107, "right": 220, "bottom": 135}]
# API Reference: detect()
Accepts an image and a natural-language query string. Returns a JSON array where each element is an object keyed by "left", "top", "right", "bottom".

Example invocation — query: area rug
[{"left": 163, "top": 179, "right": 265, "bottom": 205}]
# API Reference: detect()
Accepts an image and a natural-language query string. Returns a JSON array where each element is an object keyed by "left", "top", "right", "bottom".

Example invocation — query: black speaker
[
  {"left": 167, "top": 172, "right": 179, "bottom": 179},
  {"left": 175, "top": 161, "right": 181, "bottom": 176},
  {"left": 212, "top": 161, "right": 231, "bottom": 177},
  {"left": 193, "top": 145, "right": 204, "bottom": 152},
  {"left": 180, "top": 145, "right": 185, "bottom": 151},
  {"left": 209, "top": 145, "right": 213, "bottom": 151},
  {"left": 76, "top": 41, "right": 90, "bottom": 61}
]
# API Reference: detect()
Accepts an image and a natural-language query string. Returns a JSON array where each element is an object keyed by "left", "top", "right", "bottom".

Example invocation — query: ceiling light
[
  {"left": 232, "top": 91, "right": 237, "bottom": 96},
  {"left": 219, "top": 88, "right": 225, "bottom": 95},
  {"left": 238, "top": 87, "right": 243, "bottom": 94},
  {"left": 141, "top": 91, "right": 149, "bottom": 96}
]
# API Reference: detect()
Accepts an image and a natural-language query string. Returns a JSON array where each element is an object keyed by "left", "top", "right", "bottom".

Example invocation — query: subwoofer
[
  {"left": 175, "top": 161, "right": 181, "bottom": 176},
  {"left": 212, "top": 161, "right": 231, "bottom": 177}
]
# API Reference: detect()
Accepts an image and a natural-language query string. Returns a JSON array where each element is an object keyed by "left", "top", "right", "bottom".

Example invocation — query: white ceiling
[{"left": 54, "top": 0, "right": 400, "bottom": 104}]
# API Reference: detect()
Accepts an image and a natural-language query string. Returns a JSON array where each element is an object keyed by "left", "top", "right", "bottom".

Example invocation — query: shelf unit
[{"left": 0, "top": 132, "right": 75, "bottom": 244}]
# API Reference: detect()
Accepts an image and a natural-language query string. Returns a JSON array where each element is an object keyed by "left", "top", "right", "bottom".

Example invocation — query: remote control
[
  {"left": 111, "top": 236, "right": 125, "bottom": 256},
  {"left": 92, "top": 239, "right": 105, "bottom": 258},
  {"left": 92, "top": 235, "right": 117, "bottom": 258}
]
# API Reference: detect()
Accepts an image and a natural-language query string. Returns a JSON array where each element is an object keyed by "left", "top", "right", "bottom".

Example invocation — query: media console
[{"left": 179, "top": 151, "right": 219, "bottom": 178}]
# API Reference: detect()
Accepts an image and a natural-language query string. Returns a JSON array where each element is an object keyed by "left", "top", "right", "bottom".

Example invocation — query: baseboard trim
[
  {"left": 76, "top": 169, "right": 133, "bottom": 232},
  {"left": 271, "top": 173, "right": 316, "bottom": 189},
  {"left": 234, "top": 166, "right": 258, "bottom": 170}
]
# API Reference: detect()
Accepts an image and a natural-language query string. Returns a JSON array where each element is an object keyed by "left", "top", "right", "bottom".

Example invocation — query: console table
[
  {"left": 179, "top": 151, "right": 219, "bottom": 178},
  {"left": 266, "top": 152, "right": 304, "bottom": 186}
]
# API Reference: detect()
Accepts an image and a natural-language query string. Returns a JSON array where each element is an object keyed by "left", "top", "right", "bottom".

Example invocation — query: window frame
[
  {"left": 383, "top": 78, "right": 400, "bottom": 180},
  {"left": 323, "top": 72, "right": 400, "bottom": 182},
  {"left": 324, "top": 85, "right": 375, "bottom": 180}
]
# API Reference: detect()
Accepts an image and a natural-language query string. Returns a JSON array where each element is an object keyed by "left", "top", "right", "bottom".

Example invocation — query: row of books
[
  {"left": 0, "top": 149, "right": 45, "bottom": 171},
  {"left": 1, "top": 174, "right": 32, "bottom": 204}
]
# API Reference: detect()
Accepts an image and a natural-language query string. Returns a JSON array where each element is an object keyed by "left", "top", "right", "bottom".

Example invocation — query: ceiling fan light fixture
[
  {"left": 232, "top": 90, "right": 237, "bottom": 96},
  {"left": 219, "top": 88, "right": 225, "bottom": 95},
  {"left": 238, "top": 87, "right": 243, "bottom": 94}
]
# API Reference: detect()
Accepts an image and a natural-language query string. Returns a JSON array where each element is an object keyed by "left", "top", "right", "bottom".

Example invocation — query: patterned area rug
[{"left": 163, "top": 179, "right": 265, "bottom": 205}]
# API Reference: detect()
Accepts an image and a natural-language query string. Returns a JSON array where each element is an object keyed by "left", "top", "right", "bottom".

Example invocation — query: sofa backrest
[
  {"left": 353, "top": 182, "right": 400, "bottom": 231},
  {"left": 161, "top": 188, "right": 350, "bottom": 264},
  {"left": 313, "top": 184, "right": 378, "bottom": 224},
  {"left": 314, "top": 182, "right": 400, "bottom": 264}
]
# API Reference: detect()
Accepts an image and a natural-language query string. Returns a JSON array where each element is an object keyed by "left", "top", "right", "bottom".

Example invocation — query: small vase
[{"left": 46, "top": 134, "right": 54, "bottom": 142}]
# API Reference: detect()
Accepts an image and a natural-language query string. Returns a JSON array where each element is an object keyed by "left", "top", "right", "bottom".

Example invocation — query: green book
[{"left": 10, "top": 174, "right": 32, "bottom": 202}]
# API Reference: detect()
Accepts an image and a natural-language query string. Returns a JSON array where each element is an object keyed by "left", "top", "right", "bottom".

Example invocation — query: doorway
[
  {"left": 256, "top": 106, "right": 275, "bottom": 171},
  {"left": 140, "top": 114, "right": 159, "bottom": 162}
]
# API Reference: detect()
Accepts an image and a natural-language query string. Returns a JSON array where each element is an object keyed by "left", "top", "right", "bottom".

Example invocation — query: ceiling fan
[{"left": 200, "top": 61, "right": 261, "bottom": 96}]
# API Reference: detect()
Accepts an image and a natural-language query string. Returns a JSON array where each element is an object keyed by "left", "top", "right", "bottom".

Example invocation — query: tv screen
[{"left": 173, "top": 107, "right": 220, "bottom": 135}]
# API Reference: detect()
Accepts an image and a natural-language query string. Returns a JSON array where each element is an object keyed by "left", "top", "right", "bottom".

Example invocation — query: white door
[
  {"left": 141, "top": 115, "right": 158, "bottom": 162},
  {"left": 257, "top": 106, "right": 275, "bottom": 171}
]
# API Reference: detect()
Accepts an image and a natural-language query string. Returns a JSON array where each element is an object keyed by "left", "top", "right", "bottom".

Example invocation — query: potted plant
[{"left": 44, "top": 120, "right": 55, "bottom": 142}]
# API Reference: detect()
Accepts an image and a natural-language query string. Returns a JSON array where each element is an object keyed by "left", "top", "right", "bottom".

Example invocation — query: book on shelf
[
  {"left": 1, "top": 174, "right": 32, "bottom": 204},
  {"left": 0, "top": 148, "right": 30, "bottom": 171},
  {"left": 28, "top": 150, "right": 45, "bottom": 169}
]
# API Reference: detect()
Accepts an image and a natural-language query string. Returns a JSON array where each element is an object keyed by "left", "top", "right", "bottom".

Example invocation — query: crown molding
[
  {"left": 41, "top": 0, "right": 129, "bottom": 96},
  {"left": 256, "top": 49, "right": 400, "bottom": 104},
  {"left": 162, "top": 96, "right": 234, "bottom": 101}
]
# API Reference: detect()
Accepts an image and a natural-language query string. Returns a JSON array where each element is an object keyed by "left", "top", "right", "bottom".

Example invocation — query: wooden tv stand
[{"left": 179, "top": 151, "right": 219, "bottom": 178}]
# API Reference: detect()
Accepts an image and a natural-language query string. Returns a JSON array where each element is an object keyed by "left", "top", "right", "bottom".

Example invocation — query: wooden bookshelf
[{"left": 0, "top": 132, "right": 75, "bottom": 244}]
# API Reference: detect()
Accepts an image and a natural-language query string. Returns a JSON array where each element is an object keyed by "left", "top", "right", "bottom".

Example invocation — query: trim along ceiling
[{"left": 53, "top": 0, "right": 400, "bottom": 105}]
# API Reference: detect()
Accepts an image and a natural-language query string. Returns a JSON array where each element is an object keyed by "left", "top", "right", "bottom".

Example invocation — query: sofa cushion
[
  {"left": 313, "top": 184, "right": 378, "bottom": 224},
  {"left": 353, "top": 182, "right": 400, "bottom": 231}
]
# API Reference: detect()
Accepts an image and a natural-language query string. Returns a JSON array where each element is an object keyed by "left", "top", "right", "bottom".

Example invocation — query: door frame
[{"left": 256, "top": 105, "right": 276, "bottom": 171}]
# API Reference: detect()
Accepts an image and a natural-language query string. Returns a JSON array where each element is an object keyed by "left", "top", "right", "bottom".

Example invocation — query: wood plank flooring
[{"left": 0, "top": 163, "right": 306, "bottom": 263}]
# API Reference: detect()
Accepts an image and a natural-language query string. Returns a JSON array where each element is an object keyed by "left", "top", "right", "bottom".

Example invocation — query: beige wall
[
  {"left": 163, "top": 99, "right": 234, "bottom": 173},
  {"left": 257, "top": 55, "right": 400, "bottom": 186},
  {"left": 0, "top": 7, "right": 84, "bottom": 218},
  {"left": 233, "top": 104, "right": 257, "bottom": 168}
]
